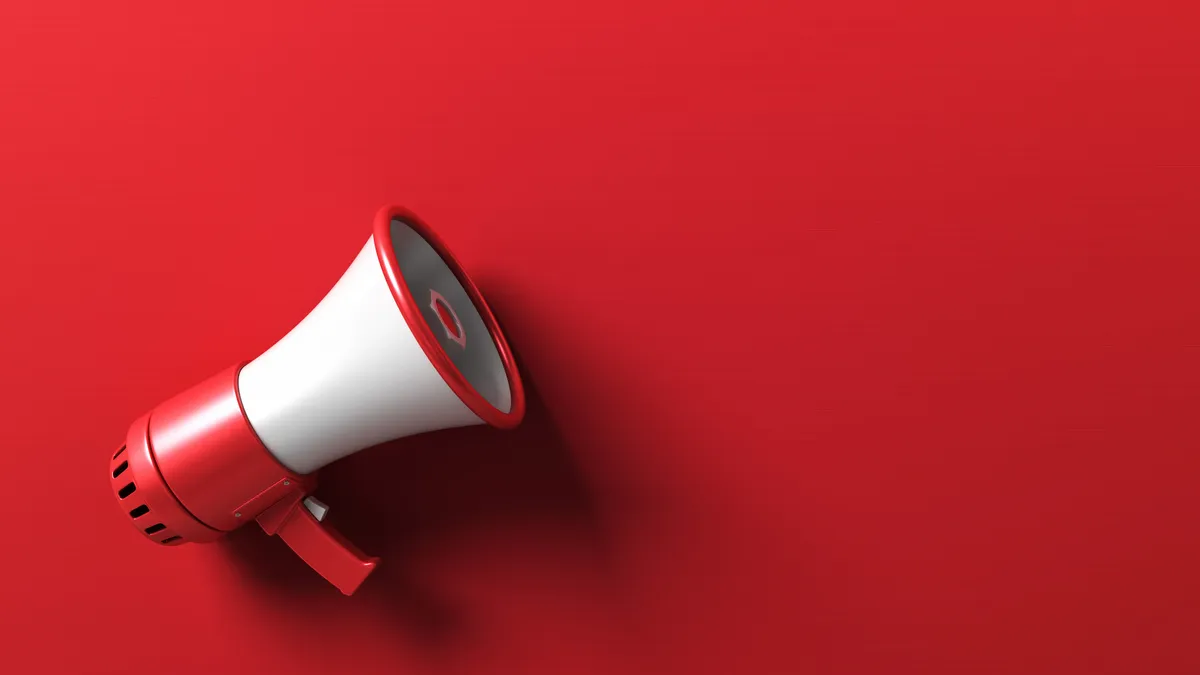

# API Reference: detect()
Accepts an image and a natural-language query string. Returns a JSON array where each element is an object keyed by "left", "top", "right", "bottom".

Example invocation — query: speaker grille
[{"left": 109, "top": 444, "right": 187, "bottom": 547}]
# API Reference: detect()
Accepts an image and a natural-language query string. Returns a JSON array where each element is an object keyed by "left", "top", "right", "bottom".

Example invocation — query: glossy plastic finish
[
  {"left": 112, "top": 363, "right": 380, "bottom": 595},
  {"left": 149, "top": 363, "right": 313, "bottom": 531},
  {"left": 110, "top": 413, "right": 223, "bottom": 546}
]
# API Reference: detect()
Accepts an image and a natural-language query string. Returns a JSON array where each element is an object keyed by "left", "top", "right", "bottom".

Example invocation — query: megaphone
[{"left": 107, "top": 206, "right": 526, "bottom": 595}]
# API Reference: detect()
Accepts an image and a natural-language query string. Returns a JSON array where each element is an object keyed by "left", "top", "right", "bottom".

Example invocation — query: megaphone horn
[{"left": 107, "top": 205, "right": 527, "bottom": 595}]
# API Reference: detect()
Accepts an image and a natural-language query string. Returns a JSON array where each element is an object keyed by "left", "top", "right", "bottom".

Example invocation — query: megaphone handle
[{"left": 259, "top": 496, "right": 380, "bottom": 595}]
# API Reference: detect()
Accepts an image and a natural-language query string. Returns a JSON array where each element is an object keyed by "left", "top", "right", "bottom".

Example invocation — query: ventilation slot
[
  {"left": 113, "top": 446, "right": 126, "bottom": 460},
  {"left": 161, "top": 536, "right": 182, "bottom": 544},
  {"left": 118, "top": 482, "right": 136, "bottom": 499},
  {"left": 112, "top": 461, "right": 129, "bottom": 478},
  {"left": 144, "top": 523, "right": 166, "bottom": 535},
  {"left": 129, "top": 504, "right": 149, "bottom": 518}
]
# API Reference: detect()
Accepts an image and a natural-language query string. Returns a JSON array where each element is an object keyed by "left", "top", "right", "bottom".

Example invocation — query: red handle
[{"left": 256, "top": 494, "right": 380, "bottom": 595}]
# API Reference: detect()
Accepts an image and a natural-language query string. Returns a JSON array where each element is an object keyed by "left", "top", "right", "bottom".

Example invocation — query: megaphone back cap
[{"left": 372, "top": 205, "right": 526, "bottom": 429}]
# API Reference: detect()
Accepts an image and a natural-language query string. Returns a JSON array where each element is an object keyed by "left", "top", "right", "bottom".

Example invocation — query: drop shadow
[{"left": 217, "top": 290, "right": 615, "bottom": 652}]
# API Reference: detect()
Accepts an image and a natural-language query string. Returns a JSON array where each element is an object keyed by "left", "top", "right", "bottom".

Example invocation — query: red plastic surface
[
  {"left": 257, "top": 495, "right": 380, "bottom": 596},
  {"left": 4, "top": 2, "right": 1200, "bottom": 674},
  {"left": 148, "top": 363, "right": 313, "bottom": 531},
  {"left": 110, "top": 413, "right": 223, "bottom": 546},
  {"left": 121, "top": 360, "right": 379, "bottom": 594}
]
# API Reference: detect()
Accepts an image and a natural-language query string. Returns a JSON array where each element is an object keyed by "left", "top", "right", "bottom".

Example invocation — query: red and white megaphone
[{"left": 107, "top": 206, "right": 526, "bottom": 595}]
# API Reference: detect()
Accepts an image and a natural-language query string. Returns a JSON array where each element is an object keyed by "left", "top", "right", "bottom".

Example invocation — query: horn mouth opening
[{"left": 372, "top": 205, "right": 526, "bottom": 429}]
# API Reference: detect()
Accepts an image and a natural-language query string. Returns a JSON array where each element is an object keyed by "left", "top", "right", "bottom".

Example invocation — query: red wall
[{"left": 2, "top": 1, "right": 1198, "bottom": 673}]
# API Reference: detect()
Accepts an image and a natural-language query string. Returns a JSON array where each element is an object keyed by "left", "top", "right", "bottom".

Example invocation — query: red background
[{"left": 2, "top": 1, "right": 1198, "bottom": 673}]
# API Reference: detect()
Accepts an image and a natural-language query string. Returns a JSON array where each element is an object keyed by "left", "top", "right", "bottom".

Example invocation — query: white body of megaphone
[{"left": 107, "top": 206, "right": 526, "bottom": 595}]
